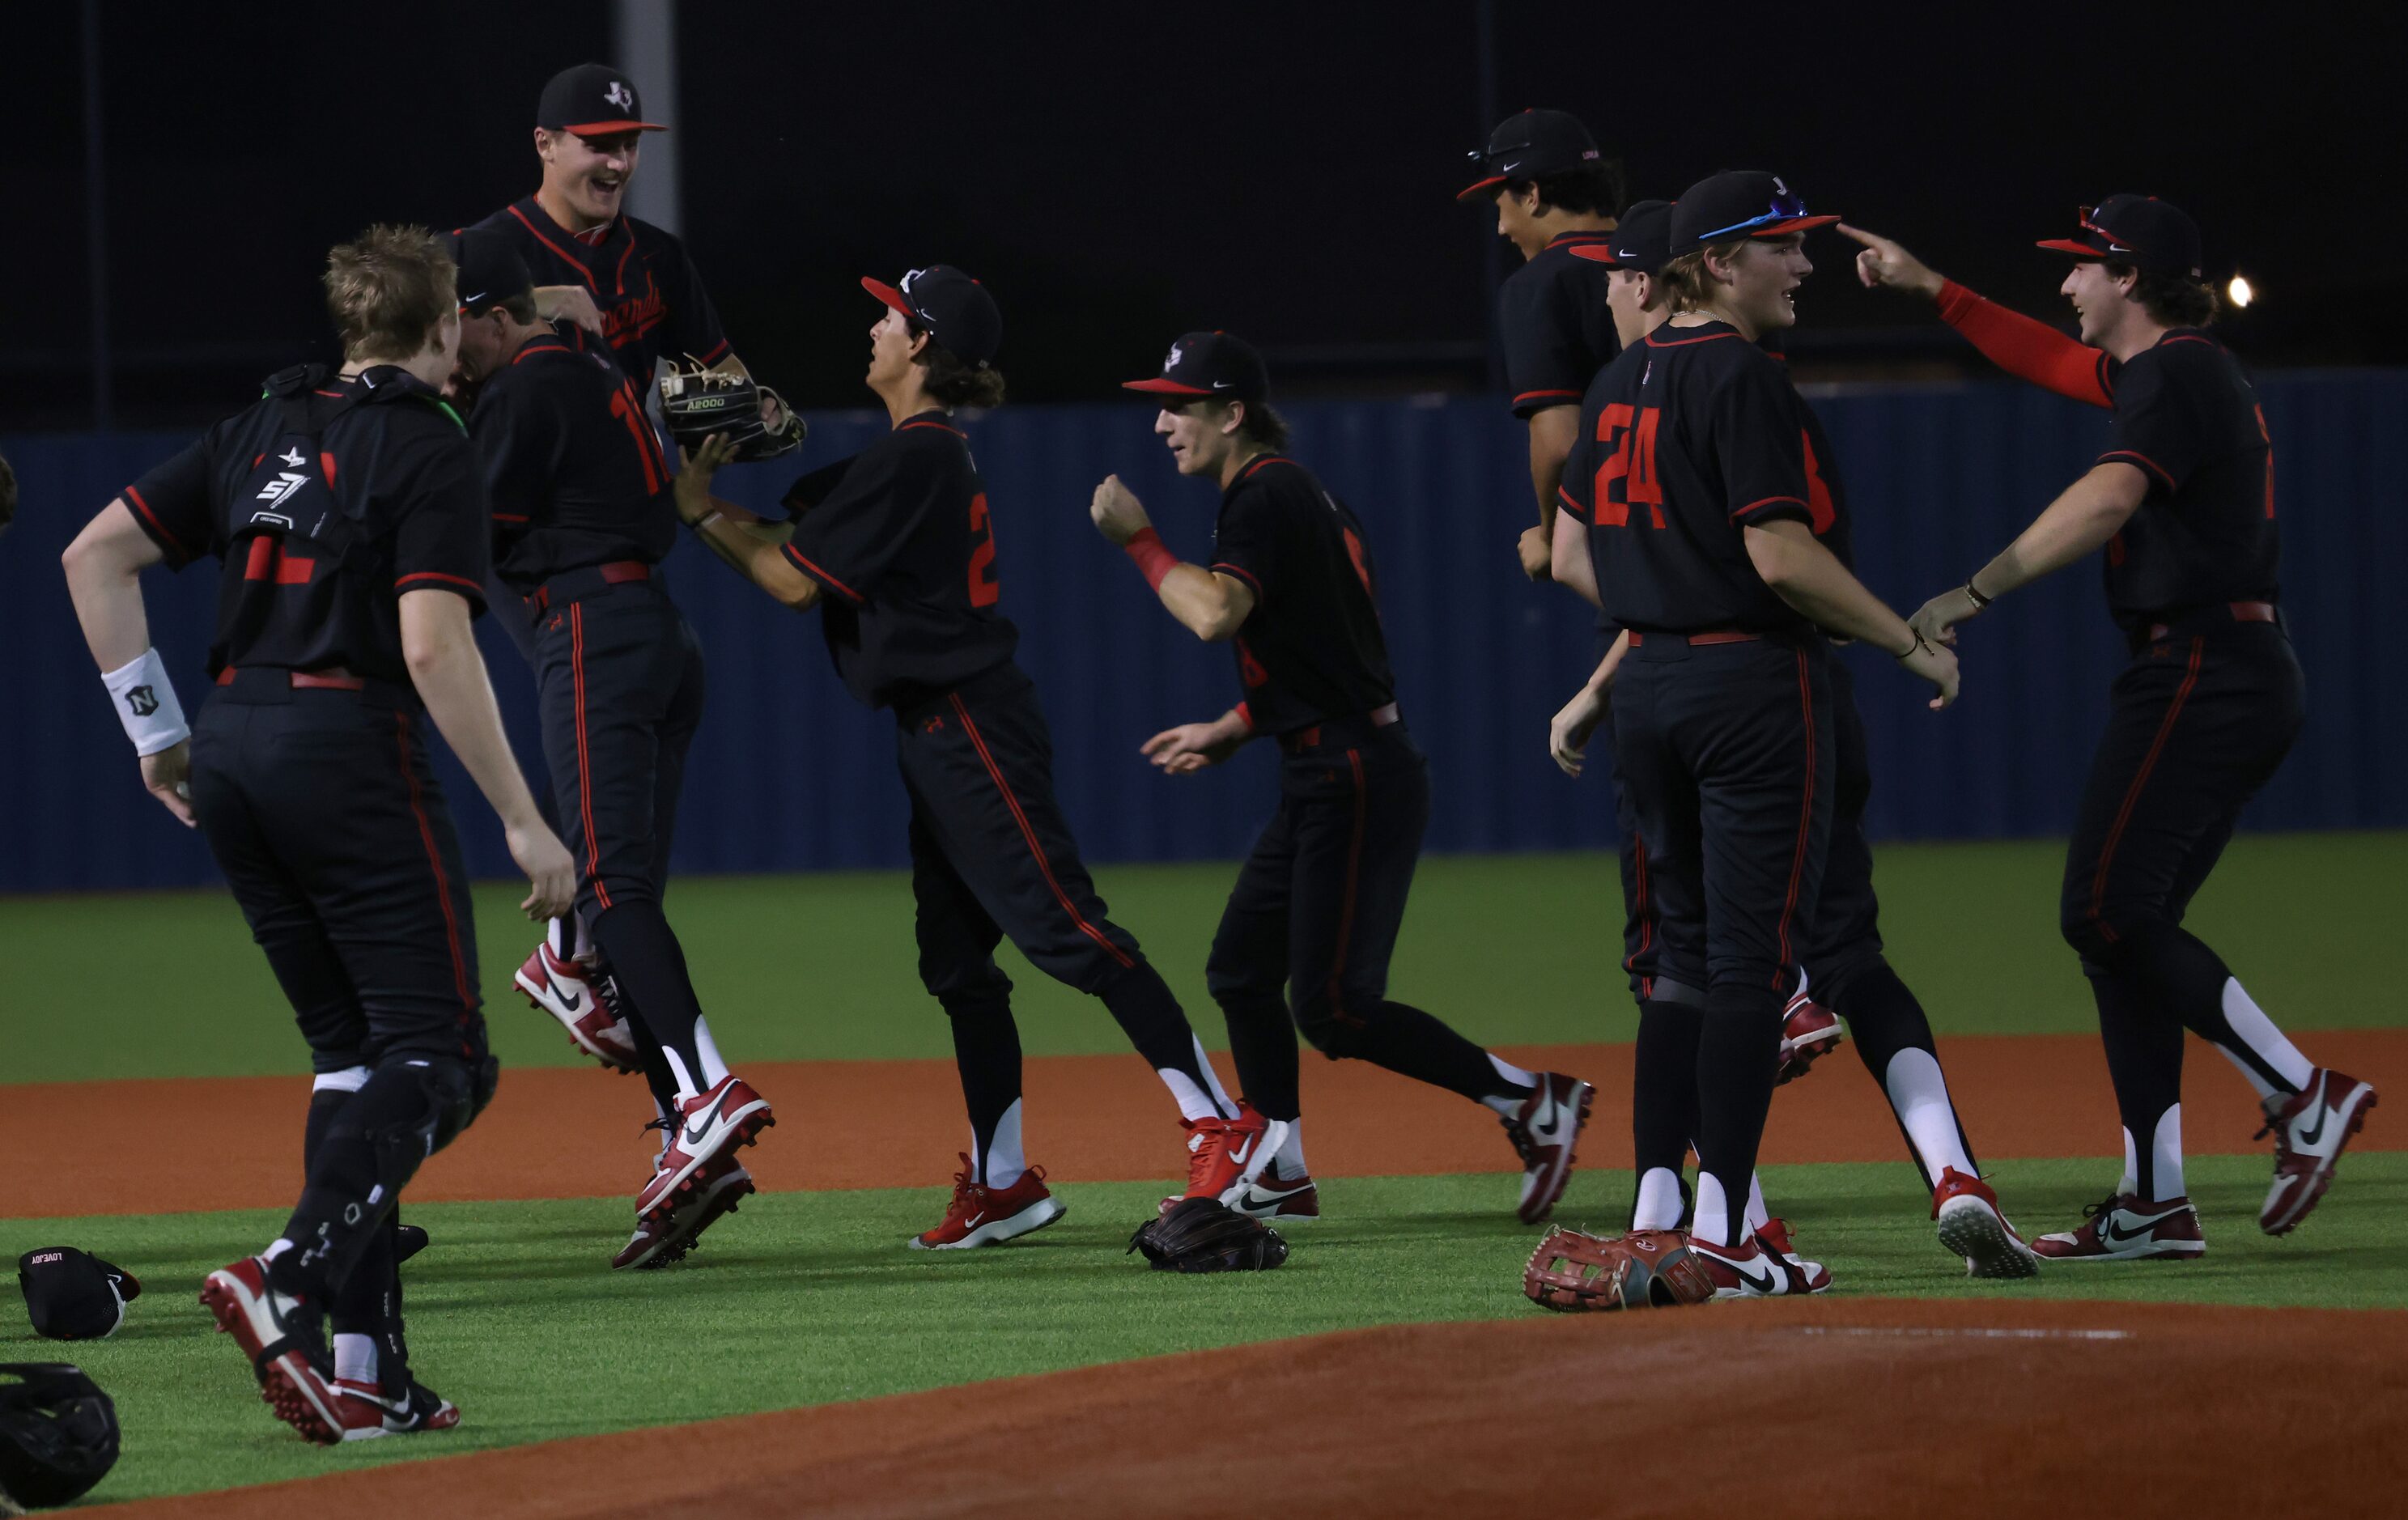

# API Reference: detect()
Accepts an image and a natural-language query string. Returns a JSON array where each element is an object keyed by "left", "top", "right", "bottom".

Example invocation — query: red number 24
[{"left": 1592, "top": 403, "right": 1665, "bottom": 529}]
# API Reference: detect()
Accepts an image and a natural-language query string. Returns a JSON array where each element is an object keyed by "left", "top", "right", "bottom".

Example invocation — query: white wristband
[{"left": 101, "top": 647, "right": 190, "bottom": 756}]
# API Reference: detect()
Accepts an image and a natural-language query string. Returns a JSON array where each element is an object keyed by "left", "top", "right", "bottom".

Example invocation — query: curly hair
[
  {"left": 2105, "top": 262, "right": 2220, "bottom": 327},
  {"left": 907, "top": 319, "right": 1006, "bottom": 409}
]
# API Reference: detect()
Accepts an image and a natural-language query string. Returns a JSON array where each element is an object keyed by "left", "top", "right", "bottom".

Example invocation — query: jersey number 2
[
  {"left": 1594, "top": 404, "right": 1665, "bottom": 529},
  {"left": 966, "top": 492, "right": 1001, "bottom": 607}
]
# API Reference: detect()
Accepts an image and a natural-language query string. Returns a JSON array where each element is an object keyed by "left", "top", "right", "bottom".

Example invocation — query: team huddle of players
[{"left": 56, "top": 70, "right": 2374, "bottom": 1444}]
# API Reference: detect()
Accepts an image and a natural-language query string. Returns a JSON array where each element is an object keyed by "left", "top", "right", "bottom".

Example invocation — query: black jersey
[
  {"left": 1208, "top": 455, "right": 1396, "bottom": 736},
  {"left": 121, "top": 365, "right": 489, "bottom": 684},
  {"left": 1498, "top": 229, "right": 1621, "bottom": 418},
  {"left": 2094, "top": 330, "right": 2278, "bottom": 625},
  {"left": 1556, "top": 321, "right": 1816, "bottom": 636},
  {"left": 469, "top": 321, "right": 677, "bottom": 591},
  {"left": 472, "top": 197, "right": 730, "bottom": 383},
  {"left": 1760, "top": 333, "right": 1854, "bottom": 571},
  {"left": 777, "top": 411, "right": 1018, "bottom": 709}
]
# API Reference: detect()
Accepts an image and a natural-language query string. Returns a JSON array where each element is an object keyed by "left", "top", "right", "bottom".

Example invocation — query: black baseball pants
[
  {"left": 896, "top": 664, "right": 1211, "bottom": 1156},
  {"left": 1205, "top": 720, "right": 1516, "bottom": 1121},
  {"left": 2059, "top": 618, "right": 2307, "bottom": 1198},
  {"left": 1610, "top": 633, "right": 1833, "bottom": 1246},
  {"left": 189, "top": 673, "right": 491, "bottom": 1297},
  {"left": 529, "top": 574, "right": 711, "bottom": 1101}
]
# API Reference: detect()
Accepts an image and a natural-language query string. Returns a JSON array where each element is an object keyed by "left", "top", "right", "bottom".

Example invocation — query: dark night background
[{"left": 3, "top": 0, "right": 2396, "bottom": 429}]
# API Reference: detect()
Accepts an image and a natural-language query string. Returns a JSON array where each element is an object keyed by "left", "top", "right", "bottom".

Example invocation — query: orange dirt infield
[
  {"left": 93, "top": 1297, "right": 2408, "bottom": 1519},
  {"left": 7, "top": 1030, "right": 2402, "bottom": 1217}
]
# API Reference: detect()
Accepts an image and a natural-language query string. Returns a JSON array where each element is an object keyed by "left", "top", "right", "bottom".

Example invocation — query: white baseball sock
[
  {"left": 1744, "top": 1172, "right": 1771, "bottom": 1235},
  {"left": 979, "top": 1098, "right": 1026, "bottom": 1191},
  {"left": 1883, "top": 1048, "right": 1976, "bottom": 1184},
  {"left": 1692, "top": 1172, "right": 1735, "bottom": 1247},
  {"left": 1274, "top": 1116, "right": 1307, "bottom": 1174},
  {"left": 1193, "top": 1038, "right": 1239, "bottom": 1119},
  {"left": 2213, "top": 978, "right": 2314, "bottom": 1099},
  {"left": 692, "top": 1016, "right": 732, "bottom": 1089},
  {"left": 1633, "top": 1168, "right": 1686, "bottom": 1231},
  {"left": 334, "top": 1334, "right": 377, "bottom": 1386},
  {"left": 1157, "top": 1067, "right": 1221, "bottom": 1123}
]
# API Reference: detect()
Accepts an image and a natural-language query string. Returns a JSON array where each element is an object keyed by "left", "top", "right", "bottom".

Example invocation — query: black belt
[
  {"left": 524, "top": 560, "right": 652, "bottom": 617},
  {"left": 1277, "top": 703, "right": 1401, "bottom": 754},
  {"left": 214, "top": 666, "right": 418, "bottom": 707}
]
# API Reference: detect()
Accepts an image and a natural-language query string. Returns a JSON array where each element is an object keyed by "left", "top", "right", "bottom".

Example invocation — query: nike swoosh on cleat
[
  {"left": 556, "top": 987, "right": 581, "bottom": 1013},
  {"left": 1228, "top": 1135, "right": 1258, "bottom": 1167},
  {"left": 962, "top": 1212, "right": 984, "bottom": 1229},
  {"left": 2298, "top": 1102, "right": 2329, "bottom": 1148},
  {"left": 682, "top": 1089, "right": 735, "bottom": 1147},
  {"left": 1713, "top": 1253, "right": 1782, "bottom": 1293},
  {"left": 2100, "top": 1210, "right": 2184, "bottom": 1244}
]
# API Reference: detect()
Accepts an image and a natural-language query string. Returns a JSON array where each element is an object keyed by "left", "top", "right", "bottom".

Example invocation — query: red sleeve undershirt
[{"left": 1935, "top": 279, "right": 2114, "bottom": 410}]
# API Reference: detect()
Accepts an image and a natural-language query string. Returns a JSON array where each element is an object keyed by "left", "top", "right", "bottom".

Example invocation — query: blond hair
[
  {"left": 1656, "top": 236, "right": 1755, "bottom": 314},
  {"left": 324, "top": 225, "right": 457, "bottom": 361}
]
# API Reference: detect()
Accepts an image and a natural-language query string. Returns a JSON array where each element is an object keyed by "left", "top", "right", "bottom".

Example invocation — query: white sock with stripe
[
  {"left": 979, "top": 1099, "right": 1026, "bottom": 1191},
  {"left": 1633, "top": 1168, "right": 1685, "bottom": 1230},
  {"left": 2213, "top": 977, "right": 2313, "bottom": 1099},
  {"left": 1882, "top": 1048, "right": 1976, "bottom": 1184},
  {"left": 692, "top": 1016, "right": 732, "bottom": 1089},
  {"left": 1157, "top": 1067, "right": 1221, "bottom": 1123},
  {"left": 1743, "top": 1172, "right": 1771, "bottom": 1236},
  {"left": 1193, "top": 1038, "right": 1239, "bottom": 1119}
]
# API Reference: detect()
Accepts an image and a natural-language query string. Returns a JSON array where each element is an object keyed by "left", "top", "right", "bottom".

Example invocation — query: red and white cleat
[
  {"left": 1227, "top": 1157, "right": 1320, "bottom": 1221},
  {"left": 1688, "top": 1233, "right": 1795, "bottom": 1298},
  {"left": 331, "top": 1378, "right": 460, "bottom": 1440},
  {"left": 1752, "top": 1216, "right": 1832, "bottom": 1293},
  {"left": 514, "top": 942, "right": 641, "bottom": 1072},
  {"left": 1160, "top": 1104, "right": 1285, "bottom": 1215},
  {"left": 1775, "top": 977, "right": 1844, "bottom": 1086},
  {"left": 910, "top": 1154, "right": 1066, "bottom": 1250},
  {"left": 2257, "top": 1068, "right": 2377, "bottom": 1236},
  {"left": 614, "top": 1153, "right": 756, "bottom": 1270},
  {"left": 1931, "top": 1166, "right": 2041, "bottom": 1278},
  {"left": 2031, "top": 1194, "right": 2205, "bottom": 1262},
  {"left": 198, "top": 1257, "right": 343, "bottom": 1446},
  {"left": 1502, "top": 1072, "right": 1594, "bottom": 1224},
  {"left": 635, "top": 1076, "right": 773, "bottom": 1224}
]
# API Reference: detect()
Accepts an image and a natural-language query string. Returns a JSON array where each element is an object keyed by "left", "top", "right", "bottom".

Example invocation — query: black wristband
[
  {"left": 1963, "top": 576, "right": 1993, "bottom": 609},
  {"left": 1895, "top": 631, "right": 1929, "bottom": 662}
]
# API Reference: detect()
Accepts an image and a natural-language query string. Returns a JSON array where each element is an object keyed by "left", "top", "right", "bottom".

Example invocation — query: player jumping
[
  {"left": 1091, "top": 331, "right": 1597, "bottom": 1226},
  {"left": 673, "top": 267, "right": 1247, "bottom": 1248},
  {"left": 447, "top": 229, "right": 773, "bottom": 1270},
  {"left": 1845, "top": 201, "right": 2376, "bottom": 1258}
]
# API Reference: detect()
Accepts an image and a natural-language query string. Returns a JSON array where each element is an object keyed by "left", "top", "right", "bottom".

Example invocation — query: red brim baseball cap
[
  {"left": 1457, "top": 108, "right": 1602, "bottom": 201},
  {"left": 863, "top": 267, "right": 1004, "bottom": 364},
  {"left": 1123, "top": 330, "right": 1268, "bottom": 402},
  {"left": 2034, "top": 195, "right": 2202, "bottom": 277},
  {"left": 538, "top": 64, "right": 669, "bottom": 135}
]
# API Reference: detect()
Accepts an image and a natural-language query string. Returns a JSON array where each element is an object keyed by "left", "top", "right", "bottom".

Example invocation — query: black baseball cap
[
  {"left": 1122, "top": 331, "right": 1269, "bottom": 405},
  {"left": 537, "top": 63, "right": 667, "bottom": 135},
  {"left": 1457, "top": 108, "right": 1603, "bottom": 202},
  {"left": 1668, "top": 172, "right": 1839, "bottom": 257},
  {"left": 17, "top": 1250, "right": 141, "bottom": 1342},
  {"left": 862, "top": 266, "right": 1004, "bottom": 365},
  {"left": 1571, "top": 198, "right": 1675, "bottom": 275},
  {"left": 2036, "top": 194, "right": 2203, "bottom": 278},
  {"left": 444, "top": 229, "right": 535, "bottom": 315}
]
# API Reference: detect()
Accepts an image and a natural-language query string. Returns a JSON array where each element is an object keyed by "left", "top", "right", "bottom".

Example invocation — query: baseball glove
[
  {"left": 1523, "top": 1227, "right": 1715, "bottom": 1312},
  {"left": 1128, "top": 1197, "right": 1288, "bottom": 1273},
  {"left": 658, "top": 361, "right": 806, "bottom": 462}
]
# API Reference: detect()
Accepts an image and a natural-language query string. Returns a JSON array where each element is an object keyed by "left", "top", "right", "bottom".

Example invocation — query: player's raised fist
[
  {"left": 1837, "top": 223, "right": 1944, "bottom": 299},
  {"left": 1090, "top": 474, "right": 1151, "bottom": 546}
]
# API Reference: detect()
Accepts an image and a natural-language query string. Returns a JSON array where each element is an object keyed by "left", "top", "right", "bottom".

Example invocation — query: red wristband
[
  {"left": 1123, "top": 527, "right": 1178, "bottom": 592},
  {"left": 1233, "top": 702, "right": 1255, "bottom": 736}
]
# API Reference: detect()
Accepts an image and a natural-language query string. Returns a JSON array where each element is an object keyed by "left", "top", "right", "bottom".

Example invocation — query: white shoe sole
[
  {"left": 513, "top": 967, "right": 639, "bottom": 1070},
  {"left": 2261, "top": 1081, "right": 2377, "bottom": 1236},
  {"left": 1516, "top": 1077, "right": 1594, "bottom": 1225},
  {"left": 2032, "top": 1236, "right": 2205, "bottom": 1262},
  {"left": 199, "top": 1266, "right": 343, "bottom": 1445},
  {"left": 639, "top": 1095, "right": 773, "bottom": 1221},
  {"left": 1937, "top": 1195, "right": 2042, "bottom": 1279},
  {"left": 910, "top": 1195, "right": 1066, "bottom": 1250}
]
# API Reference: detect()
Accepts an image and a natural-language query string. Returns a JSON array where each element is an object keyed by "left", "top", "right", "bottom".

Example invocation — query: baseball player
[
  {"left": 675, "top": 267, "right": 1246, "bottom": 1249},
  {"left": 446, "top": 230, "right": 771, "bottom": 1270},
  {"left": 1458, "top": 108, "right": 1624, "bottom": 581},
  {"left": 60, "top": 225, "right": 574, "bottom": 1440},
  {"left": 1846, "top": 201, "right": 2376, "bottom": 1257},
  {"left": 1544, "top": 172, "right": 1961, "bottom": 1294},
  {"left": 1091, "top": 331, "right": 1598, "bottom": 1228},
  {"left": 1550, "top": 196, "right": 2036, "bottom": 1280},
  {"left": 470, "top": 62, "right": 794, "bottom": 1044}
]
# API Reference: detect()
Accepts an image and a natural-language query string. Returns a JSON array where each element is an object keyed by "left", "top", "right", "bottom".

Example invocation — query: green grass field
[
  {"left": 19, "top": 1155, "right": 2408, "bottom": 1503},
  {"left": 2, "top": 835, "right": 2400, "bottom": 1505},
  {"left": 3, "top": 834, "right": 2398, "bottom": 1083}
]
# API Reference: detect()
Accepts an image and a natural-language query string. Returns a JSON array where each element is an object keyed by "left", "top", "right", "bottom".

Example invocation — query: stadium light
[{"left": 2228, "top": 274, "right": 2255, "bottom": 308}]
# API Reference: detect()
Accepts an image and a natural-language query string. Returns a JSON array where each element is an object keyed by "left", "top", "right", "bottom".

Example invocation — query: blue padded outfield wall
[{"left": 4, "top": 371, "right": 2403, "bottom": 893}]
